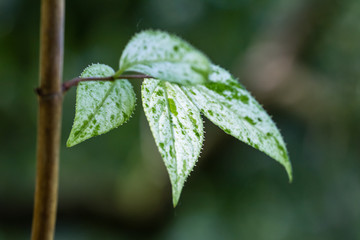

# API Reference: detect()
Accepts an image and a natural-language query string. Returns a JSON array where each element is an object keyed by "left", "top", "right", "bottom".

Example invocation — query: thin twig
[{"left": 61, "top": 74, "right": 153, "bottom": 92}]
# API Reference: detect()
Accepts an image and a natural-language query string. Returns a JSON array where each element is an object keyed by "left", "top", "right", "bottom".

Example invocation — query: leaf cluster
[{"left": 67, "top": 30, "right": 292, "bottom": 206}]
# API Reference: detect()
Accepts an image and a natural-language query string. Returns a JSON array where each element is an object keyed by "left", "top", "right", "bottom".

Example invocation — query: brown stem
[
  {"left": 61, "top": 74, "right": 153, "bottom": 92},
  {"left": 31, "top": 0, "right": 64, "bottom": 239}
]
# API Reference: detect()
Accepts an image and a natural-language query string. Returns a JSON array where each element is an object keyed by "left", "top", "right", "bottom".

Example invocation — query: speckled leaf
[
  {"left": 117, "top": 30, "right": 211, "bottom": 85},
  {"left": 141, "top": 79, "right": 204, "bottom": 206},
  {"left": 67, "top": 64, "right": 136, "bottom": 147},
  {"left": 182, "top": 65, "right": 292, "bottom": 181}
]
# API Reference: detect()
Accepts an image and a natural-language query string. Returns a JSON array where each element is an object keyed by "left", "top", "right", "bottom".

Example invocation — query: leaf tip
[
  {"left": 279, "top": 153, "right": 292, "bottom": 183},
  {"left": 66, "top": 141, "right": 72, "bottom": 148},
  {"left": 172, "top": 186, "right": 182, "bottom": 208},
  {"left": 173, "top": 198, "right": 179, "bottom": 208},
  {"left": 66, "top": 135, "right": 77, "bottom": 148},
  {"left": 285, "top": 161, "right": 293, "bottom": 183},
  {"left": 170, "top": 177, "right": 186, "bottom": 208}
]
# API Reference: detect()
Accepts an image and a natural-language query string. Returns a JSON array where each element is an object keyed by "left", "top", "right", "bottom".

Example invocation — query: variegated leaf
[
  {"left": 182, "top": 65, "right": 292, "bottom": 181},
  {"left": 117, "top": 30, "right": 211, "bottom": 85},
  {"left": 67, "top": 64, "right": 136, "bottom": 147},
  {"left": 141, "top": 79, "right": 204, "bottom": 206}
]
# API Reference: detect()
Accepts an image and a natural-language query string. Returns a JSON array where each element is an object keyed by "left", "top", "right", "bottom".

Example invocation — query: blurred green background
[{"left": 1, "top": 0, "right": 360, "bottom": 239}]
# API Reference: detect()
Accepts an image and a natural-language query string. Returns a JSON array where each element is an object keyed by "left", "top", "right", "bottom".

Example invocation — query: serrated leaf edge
[{"left": 67, "top": 80, "right": 136, "bottom": 147}]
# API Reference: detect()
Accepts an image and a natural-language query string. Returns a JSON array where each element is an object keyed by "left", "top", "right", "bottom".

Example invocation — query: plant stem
[
  {"left": 32, "top": 0, "right": 64, "bottom": 239},
  {"left": 62, "top": 74, "right": 153, "bottom": 92}
]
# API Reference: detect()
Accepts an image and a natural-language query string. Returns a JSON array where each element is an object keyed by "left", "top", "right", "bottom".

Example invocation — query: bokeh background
[{"left": 1, "top": 0, "right": 360, "bottom": 239}]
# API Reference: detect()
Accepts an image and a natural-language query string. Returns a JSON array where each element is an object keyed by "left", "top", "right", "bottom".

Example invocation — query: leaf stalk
[{"left": 61, "top": 74, "right": 153, "bottom": 93}]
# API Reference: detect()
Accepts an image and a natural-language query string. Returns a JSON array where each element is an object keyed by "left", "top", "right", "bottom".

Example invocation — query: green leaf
[
  {"left": 182, "top": 65, "right": 292, "bottom": 181},
  {"left": 141, "top": 79, "right": 204, "bottom": 206},
  {"left": 118, "top": 30, "right": 211, "bottom": 85},
  {"left": 67, "top": 64, "right": 136, "bottom": 147}
]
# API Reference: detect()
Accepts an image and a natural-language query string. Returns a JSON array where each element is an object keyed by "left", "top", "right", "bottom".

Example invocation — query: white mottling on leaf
[
  {"left": 118, "top": 30, "right": 211, "bottom": 85},
  {"left": 142, "top": 79, "right": 203, "bottom": 206},
  {"left": 67, "top": 64, "right": 136, "bottom": 147},
  {"left": 182, "top": 65, "right": 292, "bottom": 181}
]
